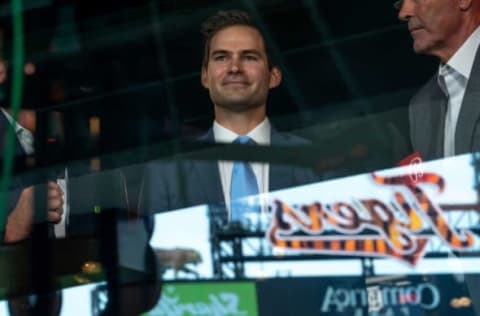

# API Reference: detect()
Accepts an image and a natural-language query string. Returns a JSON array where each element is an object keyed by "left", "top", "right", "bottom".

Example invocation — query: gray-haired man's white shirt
[{"left": 438, "top": 25, "right": 480, "bottom": 157}]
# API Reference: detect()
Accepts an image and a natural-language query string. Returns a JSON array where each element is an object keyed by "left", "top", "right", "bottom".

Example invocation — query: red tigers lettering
[{"left": 267, "top": 172, "right": 476, "bottom": 265}]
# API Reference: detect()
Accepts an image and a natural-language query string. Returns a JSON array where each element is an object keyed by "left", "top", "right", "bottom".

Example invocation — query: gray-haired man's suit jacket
[{"left": 409, "top": 45, "right": 480, "bottom": 161}]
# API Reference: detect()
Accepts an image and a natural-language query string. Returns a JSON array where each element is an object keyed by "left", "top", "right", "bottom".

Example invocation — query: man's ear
[
  {"left": 201, "top": 66, "right": 209, "bottom": 89},
  {"left": 459, "top": 0, "right": 472, "bottom": 11},
  {"left": 269, "top": 66, "right": 282, "bottom": 89}
]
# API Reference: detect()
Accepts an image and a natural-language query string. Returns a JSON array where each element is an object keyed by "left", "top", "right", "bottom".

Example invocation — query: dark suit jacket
[
  {"left": 0, "top": 111, "right": 28, "bottom": 220},
  {"left": 0, "top": 111, "right": 25, "bottom": 159},
  {"left": 409, "top": 45, "right": 480, "bottom": 161},
  {"left": 140, "top": 126, "right": 318, "bottom": 215}
]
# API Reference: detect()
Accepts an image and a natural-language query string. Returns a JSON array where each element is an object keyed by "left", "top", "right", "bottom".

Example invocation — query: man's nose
[
  {"left": 228, "top": 56, "right": 242, "bottom": 73},
  {"left": 397, "top": 0, "right": 414, "bottom": 21}
]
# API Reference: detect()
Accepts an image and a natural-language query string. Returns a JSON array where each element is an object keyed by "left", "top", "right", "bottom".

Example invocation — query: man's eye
[
  {"left": 244, "top": 55, "right": 258, "bottom": 61},
  {"left": 213, "top": 55, "right": 227, "bottom": 61}
]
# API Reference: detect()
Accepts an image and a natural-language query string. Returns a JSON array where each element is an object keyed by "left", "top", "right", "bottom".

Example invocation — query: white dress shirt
[
  {"left": 1, "top": 108, "right": 34, "bottom": 154},
  {"left": 1, "top": 107, "right": 69, "bottom": 237},
  {"left": 213, "top": 118, "right": 270, "bottom": 217},
  {"left": 54, "top": 171, "right": 69, "bottom": 238},
  {"left": 438, "top": 25, "right": 480, "bottom": 157}
]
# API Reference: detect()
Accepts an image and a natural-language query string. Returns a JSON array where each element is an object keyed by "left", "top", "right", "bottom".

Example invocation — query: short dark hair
[{"left": 200, "top": 9, "right": 274, "bottom": 69}]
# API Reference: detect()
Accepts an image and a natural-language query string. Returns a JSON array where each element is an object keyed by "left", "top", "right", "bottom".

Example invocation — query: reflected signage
[
  {"left": 144, "top": 282, "right": 258, "bottom": 316},
  {"left": 254, "top": 274, "right": 477, "bottom": 316},
  {"left": 267, "top": 170, "right": 479, "bottom": 265},
  {"left": 321, "top": 283, "right": 440, "bottom": 313}
]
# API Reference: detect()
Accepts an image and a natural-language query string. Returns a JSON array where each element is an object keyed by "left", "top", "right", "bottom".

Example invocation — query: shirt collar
[
  {"left": 1, "top": 107, "right": 24, "bottom": 134},
  {"left": 438, "top": 25, "right": 480, "bottom": 80},
  {"left": 213, "top": 117, "right": 271, "bottom": 145}
]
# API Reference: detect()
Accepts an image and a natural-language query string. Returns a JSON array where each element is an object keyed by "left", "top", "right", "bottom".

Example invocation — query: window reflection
[{"left": 0, "top": 1, "right": 479, "bottom": 315}]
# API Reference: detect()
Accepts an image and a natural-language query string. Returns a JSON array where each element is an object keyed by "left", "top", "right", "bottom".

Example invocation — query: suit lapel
[
  {"left": 191, "top": 129, "right": 224, "bottom": 204},
  {"left": 431, "top": 85, "right": 447, "bottom": 159},
  {"left": 190, "top": 159, "right": 224, "bottom": 204},
  {"left": 412, "top": 78, "right": 447, "bottom": 160},
  {"left": 269, "top": 127, "right": 294, "bottom": 191},
  {"left": 456, "top": 46, "right": 480, "bottom": 154}
]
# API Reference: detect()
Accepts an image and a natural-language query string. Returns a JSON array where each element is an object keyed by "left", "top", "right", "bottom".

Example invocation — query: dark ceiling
[{"left": 0, "top": 0, "right": 438, "bottom": 167}]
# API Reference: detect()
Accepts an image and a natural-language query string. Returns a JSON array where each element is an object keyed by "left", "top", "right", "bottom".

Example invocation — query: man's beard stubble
[{"left": 211, "top": 93, "right": 265, "bottom": 113}]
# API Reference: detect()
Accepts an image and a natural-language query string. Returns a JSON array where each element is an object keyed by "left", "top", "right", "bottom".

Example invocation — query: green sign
[{"left": 144, "top": 282, "right": 258, "bottom": 316}]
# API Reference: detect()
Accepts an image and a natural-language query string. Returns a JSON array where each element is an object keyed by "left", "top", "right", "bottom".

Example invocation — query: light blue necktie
[{"left": 230, "top": 136, "right": 261, "bottom": 223}]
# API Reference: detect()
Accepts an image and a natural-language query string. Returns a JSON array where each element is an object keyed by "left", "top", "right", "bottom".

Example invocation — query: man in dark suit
[
  {"left": 1, "top": 108, "right": 161, "bottom": 314},
  {"left": 141, "top": 10, "right": 317, "bottom": 220},
  {"left": 396, "top": 0, "right": 480, "bottom": 160},
  {"left": 0, "top": 108, "right": 64, "bottom": 242},
  {"left": 0, "top": 109, "right": 28, "bottom": 214}
]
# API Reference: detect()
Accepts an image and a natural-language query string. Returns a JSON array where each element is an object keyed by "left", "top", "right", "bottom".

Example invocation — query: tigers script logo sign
[{"left": 267, "top": 172, "right": 478, "bottom": 265}]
